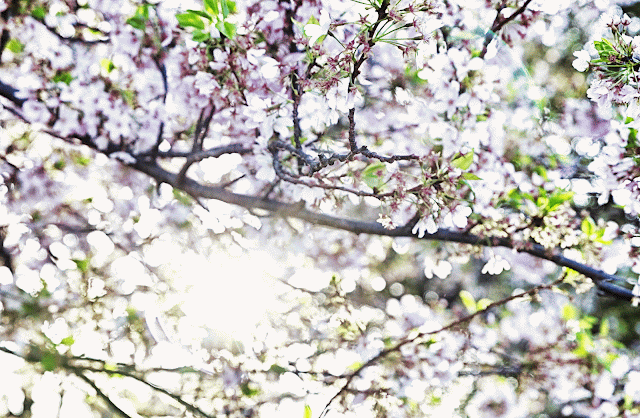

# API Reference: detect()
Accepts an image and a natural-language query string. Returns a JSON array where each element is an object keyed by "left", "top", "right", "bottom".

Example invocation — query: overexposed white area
[{"left": 177, "top": 248, "right": 290, "bottom": 346}]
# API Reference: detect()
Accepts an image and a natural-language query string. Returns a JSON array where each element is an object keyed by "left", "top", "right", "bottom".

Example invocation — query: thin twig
[
  {"left": 481, "top": 0, "right": 534, "bottom": 58},
  {"left": 74, "top": 371, "right": 134, "bottom": 418},
  {"left": 320, "top": 274, "right": 566, "bottom": 416}
]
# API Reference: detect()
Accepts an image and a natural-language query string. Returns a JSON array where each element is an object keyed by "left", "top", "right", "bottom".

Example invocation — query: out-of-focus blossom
[
  {"left": 304, "top": 10, "right": 330, "bottom": 46},
  {"left": 572, "top": 49, "right": 591, "bottom": 72}
]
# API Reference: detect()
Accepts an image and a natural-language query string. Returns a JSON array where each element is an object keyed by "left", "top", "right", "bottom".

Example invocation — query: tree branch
[
  {"left": 73, "top": 371, "right": 134, "bottom": 418},
  {"left": 321, "top": 273, "right": 567, "bottom": 416},
  {"left": 0, "top": 76, "right": 633, "bottom": 300},
  {"left": 130, "top": 159, "right": 634, "bottom": 301},
  {"left": 481, "top": 0, "right": 534, "bottom": 58}
]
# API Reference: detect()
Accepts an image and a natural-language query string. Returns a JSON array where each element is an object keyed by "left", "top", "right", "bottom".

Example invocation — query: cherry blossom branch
[
  {"left": 129, "top": 159, "right": 634, "bottom": 301},
  {"left": 481, "top": 0, "right": 534, "bottom": 58},
  {"left": 320, "top": 273, "right": 567, "bottom": 416},
  {"left": 73, "top": 371, "right": 134, "bottom": 418},
  {"left": 176, "top": 106, "right": 216, "bottom": 186},
  {"left": 0, "top": 346, "right": 215, "bottom": 418}
]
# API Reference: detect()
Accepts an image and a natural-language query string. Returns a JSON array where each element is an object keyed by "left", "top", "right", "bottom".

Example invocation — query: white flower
[
  {"left": 481, "top": 253, "right": 510, "bottom": 275},
  {"left": 377, "top": 213, "right": 395, "bottom": 230},
  {"left": 304, "top": 10, "right": 330, "bottom": 46},
  {"left": 412, "top": 215, "right": 437, "bottom": 238},
  {"left": 194, "top": 71, "right": 220, "bottom": 96},
  {"left": 572, "top": 49, "right": 591, "bottom": 72},
  {"left": 414, "top": 16, "right": 443, "bottom": 40},
  {"left": 451, "top": 205, "right": 472, "bottom": 228},
  {"left": 586, "top": 79, "right": 613, "bottom": 109}
]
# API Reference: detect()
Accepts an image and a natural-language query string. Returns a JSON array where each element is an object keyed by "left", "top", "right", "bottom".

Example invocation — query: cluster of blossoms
[{"left": 0, "top": 0, "right": 640, "bottom": 417}]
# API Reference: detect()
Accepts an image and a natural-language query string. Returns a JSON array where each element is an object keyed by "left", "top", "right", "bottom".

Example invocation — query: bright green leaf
[
  {"left": 462, "top": 172, "right": 482, "bottom": 180},
  {"left": 459, "top": 290, "right": 476, "bottom": 313},
  {"left": 303, "top": 405, "right": 312, "bottom": 418},
  {"left": 6, "top": 39, "right": 24, "bottom": 53},
  {"left": 100, "top": 58, "right": 115, "bottom": 73},
  {"left": 73, "top": 258, "right": 90, "bottom": 273},
  {"left": 347, "top": 361, "right": 363, "bottom": 371},
  {"left": 599, "top": 318, "right": 609, "bottom": 337},
  {"left": 216, "top": 20, "right": 236, "bottom": 39},
  {"left": 204, "top": 0, "right": 219, "bottom": 15},
  {"left": 561, "top": 303, "right": 578, "bottom": 321},
  {"left": 476, "top": 298, "right": 492, "bottom": 311},
  {"left": 176, "top": 12, "right": 205, "bottom": 29},
  {"left": 221, "top": 0, "right": 230, "bottom": 18},
  {"left": 192, "top": 29, "right": 210, "bottom": 42},
  {"left": 361, "top": 162, "right": 386, "bottom": 190},
  {"left": 547, "top": 191, "right": 574, "bottom": 211},
  {"left": 31, "top": 6, "right": 46, "bottom": 20},
  {"left": 581, "top": 217, "right": 595, "bottom": 236},
  {"left": 186, "top": 9, "right": 212, "bottom": 21},
  {"left": 60, "top": 336, "right": 75, "bottom": 346},
  {"left": 451, "top": 151, "right": 474, "bottom": 170}
]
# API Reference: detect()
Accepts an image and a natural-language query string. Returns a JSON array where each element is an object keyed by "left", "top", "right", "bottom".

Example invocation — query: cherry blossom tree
[{"left": 1, "top": 0, "right": 640, "bottom": 417}]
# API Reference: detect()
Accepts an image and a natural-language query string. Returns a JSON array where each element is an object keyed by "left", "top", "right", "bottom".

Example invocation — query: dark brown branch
[
  {"left": 73, "top": 372, "right": 134, "bottom": 418},
  {"left": 0, "top": 73, "right": 632, "bottom": 300},
  {"left": 481, "top": 0, "right": 534, "bottom": 58},
  {"left": 176, "top": 106, "right": 219, "bottom": 185},
  {"left": 131, "top": 159, "right": 634, "bottom": 301},
  {"left": 142, "top": 142, "right": 252, "bottom": 159}
]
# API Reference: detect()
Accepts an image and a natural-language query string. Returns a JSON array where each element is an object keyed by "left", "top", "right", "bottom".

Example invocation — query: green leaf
[
  {"left": 192, "top": 29, "right": 210, "bottom": 42},
  {"left": 221, "top": 0, "right": 230, "bottom": 18},
  {"left": 476, "top": 298, "right": 492, "bottom": 311},
  {"left": 6, "top": 39, "right": 24, "bottom": 53},
  {"left": 53, "top": 159, "right": 66, "bottom": 170},
  {"left": 561, "top": 303, "right": 578, "bottom": 321},
  {"left": 204, "top": 0, "right": 219, "bottom": 15},
  {"left": 216, "top": 20, "right": 236, "bottom": 39},
  {"left": 361, "top": 162, "right": 386, "bottom": 189},
  {"left": 100, "top": 58, "right": 115, "bottom": 73},
  {"left": 599, "top": 318, "right": 609, "bottom": 337},
  {"left": 173, "top": 189, "right": 192, "bottom": 206},
  {"left": 240, "top": 382, "right": 259, "bottom": 397},
  {"left": 347, "top": 361, "right": 363, "bottom": 371},
  {"left": 462, "top": 172, "right": 482, "bottom": 180},
  {"left": 60, "top": 336, "right": 75, "bottom": 346},
  {"left": 598, "top": 352, "right": 617, "bottom": 372},
  {"left": 547, "top": 191, "right": 574, "bottom": 211},
  {"left": 186, "top": 9, "right": 212, "bottom": 21},
  {"left": 176, "top": 12, "right": 205, "bottom": 29},
  {"left": 41, "top": 352, "right": 58, "bottom": 371},
  {"left": 31, "top": 6, "right": 46, "bottom": 20},
  {"left": 126, "top": 15, "right": 146, "bottom": 30},
  {"left": 52, "top": 71, "right": 73, "bottom": 85},
  {"left": 593, "top": 39, "right": 617, "bottom": 58},
  {"left": 269, "top": 364, "right": 287, "bottom": 374},
  {"left": 459, "top": 290, "right": 476, "bottom": 314},
  {"left": 451, "top": 151, "right": 474, "bottom": 170},
  {"left": 581, "top": 217, "right": 595, "bottom": 236},
  {"left": 126, "top": 5, "right": 150, "bottom": 30},
  {"left": 303, "top": 405, "right": 312, "bottom": 418},
  {"left": 73, "top": 258, "right": 90, "bottom": 273}
]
